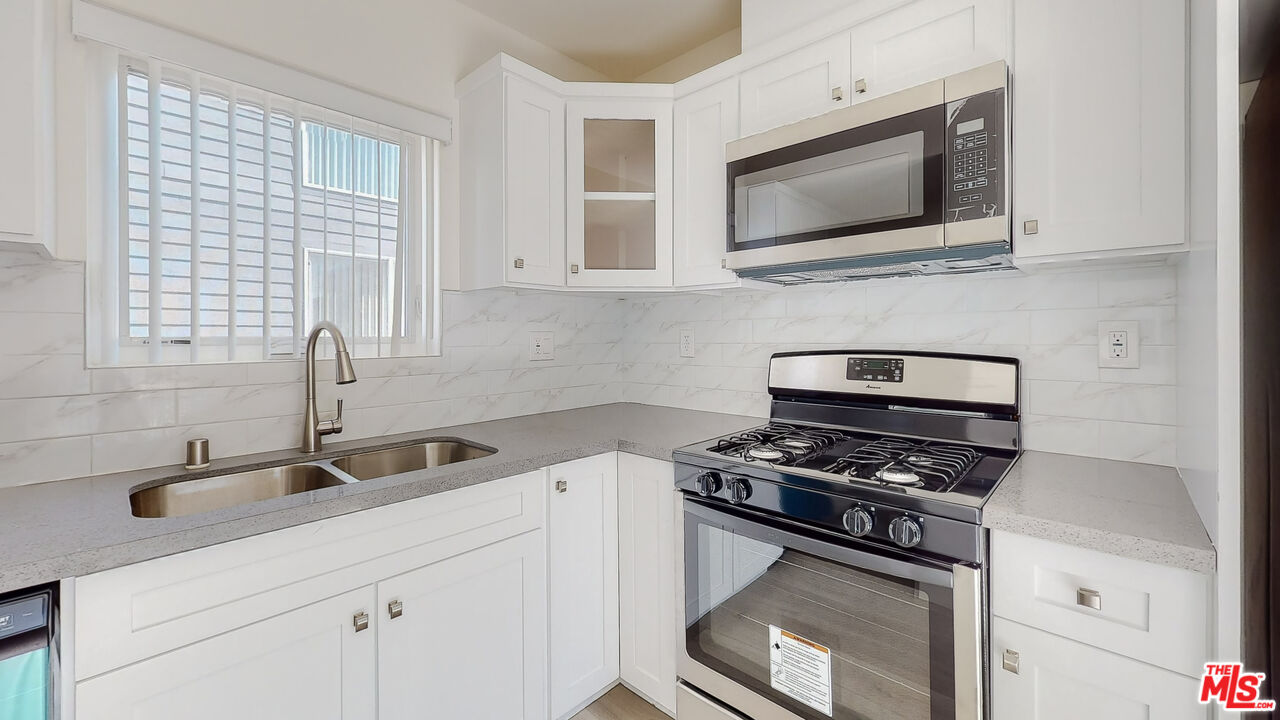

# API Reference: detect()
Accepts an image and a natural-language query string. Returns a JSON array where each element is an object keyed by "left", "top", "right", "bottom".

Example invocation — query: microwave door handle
[
  {"left": 953, "top": 563, "right": 984, "bottom": 720},
  {"left": 683, "top": 498, "right": 954, "bottom": 588}
]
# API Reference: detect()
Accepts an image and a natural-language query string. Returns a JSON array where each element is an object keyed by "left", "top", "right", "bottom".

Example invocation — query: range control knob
[
  {"left": 695, "top": 472, "right": 723, "bottom": 497},
  {"left": 888, "top": 516, "right": 924, "bottom": 548},
  {"left": 842, "top": 506, "right": 875, "bottom": 537},
  {"left": 727, "top": 478, "right": 752, "bottom": 505}
]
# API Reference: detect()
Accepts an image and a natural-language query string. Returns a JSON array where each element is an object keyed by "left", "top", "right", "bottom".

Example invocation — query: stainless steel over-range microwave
[{"left": 725, "top": 61, "right": 1011, "bottom": 284}]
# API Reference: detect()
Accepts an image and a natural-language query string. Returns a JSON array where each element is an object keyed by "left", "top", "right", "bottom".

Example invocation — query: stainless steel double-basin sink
[{"left": 129, "top": 440, "right": 496, "bottom": 519}]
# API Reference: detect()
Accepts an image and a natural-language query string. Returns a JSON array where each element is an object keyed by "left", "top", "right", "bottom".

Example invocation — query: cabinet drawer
[
  {"left": 990, "top": 530, "right": 1210, "bottom": 677},
  {"left": 991, "top": 617, "right": 1206, "bottom": 719},
  {"left": 75, "top": 470, "right": 545, "bottom": 680}
]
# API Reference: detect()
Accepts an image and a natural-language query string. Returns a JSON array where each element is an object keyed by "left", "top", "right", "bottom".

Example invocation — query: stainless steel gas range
[{"left": 673, "top": 350, "right": 1020, "bottom": 720}]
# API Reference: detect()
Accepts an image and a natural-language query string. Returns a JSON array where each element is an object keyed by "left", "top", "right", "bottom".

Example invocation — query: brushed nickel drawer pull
[
  {"left": 555, "top": 479, "right": 568, "bottom": 493},
  {"left": 353, "top": 611, "right": 370, "bottom": 632},
  {"left": 1002, "top": 649, "right": 1020, "bottom": 674},
  {"left": 831, "top": 86, "right": 844, "bottom": 102},
  {"left": 1023, "top": 219, "right": 1039, "bottom": 235},
  {"left": 854, "top": 78, "right": 867, "bottom": 94},
  {"left": 388, "top": 600, "right": 403, "bottom": 619},
  {"left": 1077, "top": 587, "right": 1102, "bottom": 611},
  {"left": 514, "top": 257, "right": 525, "bottom": 269}
]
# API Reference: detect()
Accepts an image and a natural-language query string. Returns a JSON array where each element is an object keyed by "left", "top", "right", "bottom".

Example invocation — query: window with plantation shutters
[{"left": 103, "top": 58, "right": 436, "bottom": 366}]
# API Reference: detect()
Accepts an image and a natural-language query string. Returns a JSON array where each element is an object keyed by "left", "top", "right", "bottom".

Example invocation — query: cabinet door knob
[
  {"left": 513, "top": 257, "right": 525, "bottom": 269},
  {"left": 555, "top": 479, "right": 568, "bottom": 493},
  {"left": 388, "top": 599, "right": 404, "bottom": 619},
  {"left": 353, "top": 611, "right": 370, "bottom": 632},
  {"left": 854, "top": 78, "right": 867, "bottom": 94},
  {"left": 1023, "top": 219, "right": 1039, "bottom": 235},
  {"left": 570, "top": 263, "right": 580, "bottom": 274},
  {"left": 1076, "top": 587, "right": 1102, "bottom": 611},
  {"left": 1002, "top": 649, "right": 1020, "bottom": 674},
  {"left": 831, "top": 86, "right": 844, "bottom": 102}
]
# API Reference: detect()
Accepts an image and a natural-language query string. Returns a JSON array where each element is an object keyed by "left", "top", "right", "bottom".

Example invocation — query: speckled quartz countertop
[
  {"left": 0, "top": 403, "right": 1215, "bottom": 593},
  {"left": 984, "top": 451, "right": 1216, "bottom": 574}
]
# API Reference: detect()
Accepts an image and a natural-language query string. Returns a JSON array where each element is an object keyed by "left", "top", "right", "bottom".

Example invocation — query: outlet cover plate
[
  {"left": 679, "top": 327, "right": 695, "bottom": 358},
  {"left": 1097, "top": 321, "right": 1140, "bottom": 369},
  {"left": 529, "top": 331, "right": 554, "bottom": 361}
]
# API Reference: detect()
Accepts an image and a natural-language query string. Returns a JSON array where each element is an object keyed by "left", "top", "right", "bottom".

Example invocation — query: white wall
[
  {"left": 0, "top": 247, "right": 627, "bottom": 488},
  {"left": 50, "top": 0, "right": 610, "bottom": 293},
  {"left": 619, "top": 266, "right": 1180, "bottom": 466}
]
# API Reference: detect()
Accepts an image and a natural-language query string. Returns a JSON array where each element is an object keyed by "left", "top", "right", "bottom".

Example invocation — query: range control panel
[
  {"left": 847, "top": 357, "right": 904, "bottom": 383},
  {"left": 945, "top": 87, "right": 1005, "bottom": 224}
]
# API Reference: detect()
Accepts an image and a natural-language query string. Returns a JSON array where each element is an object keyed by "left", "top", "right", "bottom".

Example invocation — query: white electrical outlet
[
  {"left": 1097, "top": 321, "right": 1140, "bottom": 368},
  {"left": 679, "top": 327, "right": 695, "bottom": 358},
  {"left": 529, "top": 331, "right": 554, "bottom": 361}
]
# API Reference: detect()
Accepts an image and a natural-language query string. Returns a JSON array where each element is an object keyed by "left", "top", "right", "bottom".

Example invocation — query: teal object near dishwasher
[{"left": 0, "top": 589, "right": 53, "bottom": 720}]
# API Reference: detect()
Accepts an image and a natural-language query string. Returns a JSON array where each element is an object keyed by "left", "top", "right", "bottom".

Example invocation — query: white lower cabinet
[
  {"left": 548, "top": 453, "right": 621, "bottom": 718},
  {"left": 991, "top": 617, "right": 1204, "bottom": 720},
  {"left": 76, "top": 587, "right": 377, "bottom": 720},
  {"left": 617, "top": 453, "right": 679, "bottom": 714},
  {"left": 378, "top": 531, "right": 547, "bottom": 720}
]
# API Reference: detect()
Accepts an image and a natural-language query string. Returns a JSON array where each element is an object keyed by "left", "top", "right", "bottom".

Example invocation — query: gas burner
[
  {"left": 746, "top": 447, "right": 786, "bottom": 462},
  {"left": 876, "top": 463, "right": 923, "bottom": 486}
]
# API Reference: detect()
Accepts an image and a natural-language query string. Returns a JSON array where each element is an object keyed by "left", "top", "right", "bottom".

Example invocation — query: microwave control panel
[{"left": 945, "top": 87, "right": 1005, "bottom": 224}]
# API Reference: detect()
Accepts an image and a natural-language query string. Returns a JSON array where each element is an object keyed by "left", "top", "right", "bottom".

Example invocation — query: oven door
[
  {"left": 725, "top": 104, "right": 946, "bottom": 269},
  {"left": 679, "top": 498, "right": 983, "bottom": 720}
]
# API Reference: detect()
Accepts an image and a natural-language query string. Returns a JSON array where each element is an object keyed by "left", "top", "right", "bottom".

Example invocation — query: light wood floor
[{"left": 570, "top": 686, "right": 670, "bottom": 720}]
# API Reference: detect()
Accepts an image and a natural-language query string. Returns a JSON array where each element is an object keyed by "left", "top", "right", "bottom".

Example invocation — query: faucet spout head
[{"left": 335, "top": 350, "right": 357, "bottom": 385}]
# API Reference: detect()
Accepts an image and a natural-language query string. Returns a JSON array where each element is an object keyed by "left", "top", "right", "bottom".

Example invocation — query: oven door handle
[
  {"left": 684, "top": 498, "right": 955, "bottom": 588},
  {"left": 953, "top": 562, "right": 984, "bottom": 720}
]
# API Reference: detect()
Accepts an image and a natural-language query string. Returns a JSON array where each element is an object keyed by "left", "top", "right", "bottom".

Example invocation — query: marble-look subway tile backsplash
[{"left": 0, "top": 247, "right": 1180, "bottom": 487}]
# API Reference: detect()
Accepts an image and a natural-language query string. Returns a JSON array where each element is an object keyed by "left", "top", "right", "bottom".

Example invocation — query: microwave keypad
[{"left": 945, "top": 88, "right": 1005, "bottom": 223}]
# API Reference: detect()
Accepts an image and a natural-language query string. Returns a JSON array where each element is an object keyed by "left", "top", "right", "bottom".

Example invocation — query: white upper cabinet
[
  {"left": 738, "top": 0, "right": 1008, "bottom": 137},
  {"left": 0, "top": 0, "right": 56, "bottom": 256},
  {"left": 673, "top": 79, "right": 740, "bottom": 288},
  {"left": 1011, "top": 0, "right": 1187, "bottom": 261},
  {"left": 849, "top": 0, "right": 1009, "bottom": 103},
  {"left": 459, "top": 62, "right": 565, "bottom": 289},
  {"left": 566, "top": 99, "right": 674, "bottom": 288},
  {"left": 739, "top": 33, "right": 852, "bottom": 137},
  {"left": 505, "top": 76, "right": 567, "bottom": 287}
]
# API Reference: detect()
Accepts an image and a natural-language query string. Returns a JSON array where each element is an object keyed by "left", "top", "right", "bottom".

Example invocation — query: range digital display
[{"left": 847, "top": 357, "right": 905, "bottom": 383}]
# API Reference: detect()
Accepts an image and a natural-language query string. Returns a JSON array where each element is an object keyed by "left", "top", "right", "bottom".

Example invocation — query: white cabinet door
[
  {"left": 377, "top": 531, "right": 548, "bottom": 720},
  {"left": 566, "top": 99, "right": 674, "bottom": 288},
  {"left": 506, "top": 75, "right": 566, "bottom": 287},
  {"left": 0, "top": 0, "right": 54, "bottom": 254},
  {"left": 617, "top": 454, "right": 678, "bottom": 713},
  {"left": 548, "top": 453, "right": 620, "bottom": 718},
  {"left": 673, "top": 79, "right": 740, "bottom": 288},
  {"left": 739, "top": 33, "right": 852, "bottom": 137},
  {"left": 76, "top": 587, "right": 376, "bottom": 720},
  {"left": 1011, "top": 0, "right": 1186, "bottom": 260},
  {"left": 849, "top": 0, "right": 1008, "bottom": 103},
  {"left": 991, "top": 618, "right": 1205, "bottom": 720}
]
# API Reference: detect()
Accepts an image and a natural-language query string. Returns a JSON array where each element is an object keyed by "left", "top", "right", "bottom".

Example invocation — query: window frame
[{"left": 97, "top": 54, "right": 441, "bottom": 367}]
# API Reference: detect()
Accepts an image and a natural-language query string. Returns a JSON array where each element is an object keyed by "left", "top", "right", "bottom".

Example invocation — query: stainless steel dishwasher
[{"left": 0, "top": 585, "right": 57, "bottom": 720}]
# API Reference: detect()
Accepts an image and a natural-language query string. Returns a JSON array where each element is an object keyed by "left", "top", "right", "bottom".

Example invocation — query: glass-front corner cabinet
[{"left": 567, "top": 100, "right": 673, "bottom": 287}]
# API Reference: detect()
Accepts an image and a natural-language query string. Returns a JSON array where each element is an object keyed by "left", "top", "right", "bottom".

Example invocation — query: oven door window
[
  {"left": 728, "top": 105, "right": 945, "bottom": 251},
  {"left": 684, "top": 503, "right": 955, "bottom": 720}
]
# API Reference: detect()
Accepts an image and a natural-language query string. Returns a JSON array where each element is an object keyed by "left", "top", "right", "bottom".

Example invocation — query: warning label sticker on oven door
[{"left": 769, "top": 625, "right": 833, "bottom": 716}]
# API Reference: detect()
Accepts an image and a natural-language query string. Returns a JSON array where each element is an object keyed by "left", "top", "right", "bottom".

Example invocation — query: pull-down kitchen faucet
[{"left": 301, "top": 321, "right": 357, "bottom": 453}]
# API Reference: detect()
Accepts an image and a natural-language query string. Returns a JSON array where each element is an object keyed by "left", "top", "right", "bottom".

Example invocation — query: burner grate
[
  {"left": 708, "top": 424, "right": 850, "bottom": 466},
  {"left": 823, "top": 438, "right": 982, "bottom": 491}
]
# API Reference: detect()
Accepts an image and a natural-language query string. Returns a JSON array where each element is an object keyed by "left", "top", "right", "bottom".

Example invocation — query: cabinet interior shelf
[{"left": 583, "top": 191, "right": 657, "bottom": 202}]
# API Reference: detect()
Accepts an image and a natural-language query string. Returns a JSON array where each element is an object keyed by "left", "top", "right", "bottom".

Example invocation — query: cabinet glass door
[
  {"left": 584, "top": 119, "right": 657, "bottom": 271},
  {"left": 567, "top": 100, "right": 672, "bottom": 288}
]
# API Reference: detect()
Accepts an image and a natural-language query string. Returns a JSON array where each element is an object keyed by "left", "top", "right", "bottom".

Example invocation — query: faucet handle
[{"left": 319, "top": 399, "right": 344, "bottom": 437}]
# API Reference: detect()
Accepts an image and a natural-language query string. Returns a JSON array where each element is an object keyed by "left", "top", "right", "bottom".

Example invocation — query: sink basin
[
  {"left": 330, "top": 440, "right": 495, "bottom": 480},
  {"left": 130, "top": 464, "right": 346, "bottom": 518}
]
